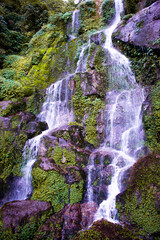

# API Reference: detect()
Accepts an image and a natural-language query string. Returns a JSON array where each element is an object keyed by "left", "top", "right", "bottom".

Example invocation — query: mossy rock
[
  {"left": 143, "top": 82, "right": 160, "bottom": 152},
  {"left": 74, "top": 219, "right": 140, "bottom": 239},
  {"left": 78, "top": 0, "right": 101, "bottom": 34},
  {"left": 72, "top": 73, "right": 105, "bottom": 147},
  {"left": 116, "top": 153, "right": 160, "bottom": 236},
  {"left": 101, "top": 0, "right": 115, "bottom": 25}
]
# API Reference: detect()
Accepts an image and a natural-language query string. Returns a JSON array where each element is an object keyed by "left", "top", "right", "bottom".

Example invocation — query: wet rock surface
[
  {"left": 1, "top": 200, "right": 51, "bottom": 231},
  {"left": 114, "top": 1, "right": 160, "bottom": 49}
]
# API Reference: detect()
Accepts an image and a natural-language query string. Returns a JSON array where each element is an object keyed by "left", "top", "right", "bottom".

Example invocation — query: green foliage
[
  {"left": 26, "top": 90, "right": 44, "bottom": 115},
  {"left": 101, "top": 0, "right": 115, "bottom": 25},
  {"left": 0, "top": 129, "right": 28, "bottom": 181},
  {"left": 124, "top": 0, "right": 140, "bottom": 14},
  {"left": 70, "top": 180, "right": 84, "bottom": 205},
  {"left": 32, "top": 168, "right": 69, "bottom": 212},
  {"left": 144, "top": 82, "right": 160, "bottom": 151},
  {"left": 79, "top": 0, "right": 101, "bottom": 34},
  {"left": 125, "top": 0, "right": 158, "bottom": 14},
  {"left": 52, "top": 146, "right": 76, "bottom": 166},
  {"left": 74, "top": 219, "right": 139, "bottom": 239},
  {"left": 74, "top": 228, "right": 102, "bottom": 240},
  {"left": 0, "top": 203, "right": 53, "bottom": 240},
  {"left": 72, "top": 74, "right": 105, "bottom": 146},
  {"left": 113, "top": 41, "right": 159, "bottom": 86},
  {"left": 0, "top": 100, "right": 26, "bottom": 117},
  {"left": 117, "top": 153, "right": 160, "bottom": 235},
  {"left": 0, "top": 77, "right": 25, "bottom": 101}
]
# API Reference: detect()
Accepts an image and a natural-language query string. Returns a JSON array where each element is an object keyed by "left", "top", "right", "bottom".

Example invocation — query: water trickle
[
  {"left": 71, "top": 10, "right": 80, "bottom": 36},
  {"left": 85, "top": 0, "right": 147, "bottom": 224},
  {"left": 76, "top": 42, "right": 90, "bottom": 73},
  {"left": 0, "top": 76, "right": 74, "bottom": 205}
]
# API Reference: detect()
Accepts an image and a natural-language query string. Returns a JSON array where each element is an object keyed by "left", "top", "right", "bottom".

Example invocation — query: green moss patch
[
  {"left": 144, "top": 82, "right": 160, "bottom": 152},
  {"left": 117, "top": 153, "right": 160, "bottom": 235},
  {"left": 72, "top": 74, "right": 105, "bottom": 147},
  {"left": 32, "top": 168, "right": 69, "bottom": 212},
  {"left": 74, "top": 219, "right": 139, "bottom": 239}
]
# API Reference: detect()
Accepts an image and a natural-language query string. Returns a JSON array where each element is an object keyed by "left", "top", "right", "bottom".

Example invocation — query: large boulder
[
  {"left": 116, "top": 153, "right": 160, "bottom": 236},
  {"left": 114, "top": 1, "right": 160, "bottom": 50},
  {"left": 1, "top": 200, "right": 51, "bottom": 231},
  {"left": 37, "top": 202, "right": 98, "bottom": 240}
]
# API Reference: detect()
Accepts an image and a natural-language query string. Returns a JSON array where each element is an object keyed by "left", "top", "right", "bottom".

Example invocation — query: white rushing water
[
  {"left": 0, "top": 76, "right": 74, "bottom": 204},
  {"left": 72, "top": 10, "right": 80, "bottom": 36},
  {"left": 1, "top": 29, "right": 91, "bottom": 204},
  {"left": 84, "top": 0, "right": 146, "bottom": 223}
]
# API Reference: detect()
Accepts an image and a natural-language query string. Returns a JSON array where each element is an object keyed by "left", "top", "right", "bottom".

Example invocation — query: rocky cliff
[{"left": 0, "top": 0, "right": 160, "bottom": 239}]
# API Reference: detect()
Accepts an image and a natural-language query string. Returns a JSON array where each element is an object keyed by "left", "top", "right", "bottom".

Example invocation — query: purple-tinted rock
[
  {"left": 114, "top": 1, "right": 160, "bottom": 49},
  {"left": 1, "top": 200, "right": 51, "bottom": 231}
]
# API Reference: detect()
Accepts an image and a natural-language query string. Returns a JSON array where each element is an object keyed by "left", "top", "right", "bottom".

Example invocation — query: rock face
[
  {"left": 114, "top": 1, "right": 160, "bottom": 49},
  {"left": 38, "top": 202, "right": 98, "bottom": 240},
  {"left": 1, "top": 200, "right": 51, "bottom": 231},
  {"left": 116, "top": 153, "right": 160, "bottom": 235}
]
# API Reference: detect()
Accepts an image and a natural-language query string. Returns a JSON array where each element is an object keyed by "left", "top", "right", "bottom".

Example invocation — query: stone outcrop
[
  {"left": 1, "top": 200, "right": 51, "bottom": 231},
  {"left": 38, "top": 202, "right": 98, "bottom": 240},
  {"left": 114, "top": 0, "right": 160, "bottom": 49}
]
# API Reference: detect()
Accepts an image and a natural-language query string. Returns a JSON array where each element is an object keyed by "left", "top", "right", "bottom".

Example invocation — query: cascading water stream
[
  {"left": 84, "top": 0, "right": 147, "bottom": 224},
  {"left": 0, "top": 76, "right": 74, "bottom": 205},
  {"left": 72, "top": 10, "right": 80, "bottom": 35},
  {"left": 0, "top": 26, "right": 91, "bottom": 205}
]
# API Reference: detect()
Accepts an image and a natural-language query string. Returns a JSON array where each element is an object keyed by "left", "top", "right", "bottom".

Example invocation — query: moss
[
  {"left": 117, "top": 153, "right": 160, "bottom": 235},
  {"left": 74, "top": 219, "right": 139, "bottom": 240},
  {"left": 10, "top": 115, "right": 21, "bottom": 129},
  {"left": 144, "top": 82, "right": 160, "bottom": 152},
  {"left": 0, "top": 100, "right": 26, "bottom": 117},
  {"left": 72, "top": 74, "right": 105, "bottom": 146},
  {"left": 113, "top": 40, "right": 159, "bottom": 86},
  {"left": 124, "top": 0, "right": 140, "bottom": 14},
  {"left": 78, "top": 0, "right": 101, "bottom": 34},
  {"left": 0, "top": 129, "right": 28, "bottom": 181},
  {"left": 52, "top": 146, "right": 76, "bottom": 166},
  {"left": 101, "top": 0, "right": 115, "bottom": 25},
  {"left": 26, "top": 90, "right": 45, "bottom": 115},
  {"left": 70, "top": 180, "right": 84, "bottom": 205},
  {"left": 32, "top": 168, "right": 70, "bottom": 212},
  {"left": 0, "top": 201, "right": 53, "bottom": 240}
]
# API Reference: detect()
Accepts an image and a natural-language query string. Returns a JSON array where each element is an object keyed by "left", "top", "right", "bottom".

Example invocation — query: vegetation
[
  {"left": 124, "top": 0, "right": 157, "bottom": 14},
  {"left": 78, "top": 0, "right": 101, "bottom": 35},
  {"left": 72, "top": 74, "right": 105, "bottom": 146},
  {"left": 101, "top": 0, "right": 115, "bottom": 25},
  {"left": 0, "top": 0, "right": 160, "bottom": 239},
  {"left": 74, "top": 219, "right": 140, "bottom": 239},
  {"left": 144, "top": 82, "right": 160, "bottom": 151},
  {"left": 116, "top": 153, "right": 160, "bottom": 235}
]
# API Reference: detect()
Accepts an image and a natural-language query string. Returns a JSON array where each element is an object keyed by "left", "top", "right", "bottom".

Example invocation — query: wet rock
[
  {"left": 51, "top": 125, "right": 85, "bottom": 148},
  {"left": 37, "top": 205, "right": 68, "bottom": 240},
  {"left": 74, "top": 219, "right": 141, "bottom": 240},
  {"left": 0, "top": 101, "right": 12, "bottom": 113},
  {"left": 1, "top": 200, "right": 51, "bottom": 232},
  {"left": 38, "top": 202, "right": 98, "bottom": 239},
  {"left": 114, "top": 1, "right": 160, "bottom": 49},
  {"left": 62, "top": 203, "right": 82, "bottom": 239},
  {"left": 81, "top": 202, "right": 98, "bottom": 229},
  {"left": 25, "top": 120, "right": 48, "bottom": 138},
  {"left": 0, "top": 116, "right": 10, "bottom": 129},
  {"left": 90, "top": 31, "right": 106, "bottom": 45},
  {"left": 80, "top": 72, "right": 102, "bottom": 96}
]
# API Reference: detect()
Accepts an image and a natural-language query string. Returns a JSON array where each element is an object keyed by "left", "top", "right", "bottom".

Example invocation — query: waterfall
[
  {"left": 1, "top": 19, "right": 91, "bottom": 205},
  {"left": 69, "top": 10, "right": 80, "bottom": 39},
  {"left": 0, "top": 76, "right": 74, "bottom": 205},
  {"left": 84, "top": 0, "right": 147, "bottom": 223},
  {"left": 72, "top": 10, "right": 80, "bottom": 35}
]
